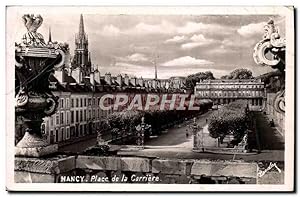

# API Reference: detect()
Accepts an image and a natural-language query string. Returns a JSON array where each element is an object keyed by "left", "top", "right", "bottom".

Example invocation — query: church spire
[
  {"left": 48, "top": 26, "right": 52, "bottom": 43},
  {"left": 155, "top": 60, "right": 157, "bottom": 80},
  {"left": 79, "top": 14, "right": 85, "bottom": 38}
]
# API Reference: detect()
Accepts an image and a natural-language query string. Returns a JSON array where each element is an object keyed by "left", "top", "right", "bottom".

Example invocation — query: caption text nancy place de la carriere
[{"left": 60, "top": 174, "right": 160, "bottom": 183}]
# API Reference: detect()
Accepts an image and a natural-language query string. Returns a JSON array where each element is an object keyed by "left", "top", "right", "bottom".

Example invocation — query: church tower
[{"left": 73, "top": 14, "right": 92, "bottom": 80}]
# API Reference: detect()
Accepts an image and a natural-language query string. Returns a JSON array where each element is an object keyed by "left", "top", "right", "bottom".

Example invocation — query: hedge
[{"left": 208, "top": 100, "right": 250, "bottom": 143}]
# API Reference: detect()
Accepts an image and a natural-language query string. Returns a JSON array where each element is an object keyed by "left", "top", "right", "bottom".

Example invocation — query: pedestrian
[{"left": 186, "top": 129, "right": 189, "bottom": 138}]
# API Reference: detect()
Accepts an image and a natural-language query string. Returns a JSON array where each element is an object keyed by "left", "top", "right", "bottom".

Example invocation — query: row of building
[
  {"left": 34, "top": 15, "right": 186, "bottom": 145},
  {"left": 194, "top": 79, "right": 266, "bottom": 111}
]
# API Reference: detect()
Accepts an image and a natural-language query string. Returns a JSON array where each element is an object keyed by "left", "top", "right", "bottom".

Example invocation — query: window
[
  {"left": 71, "top": 111, "right": 74, "bottom": 124},
  {"left": 60, "top": 112, "right": 64, "bottom": 124},
  {"left": 84, "top": 98, "right": 87, "bottom": 107},
  {"left": 66, "top": 127, "right": 70, "bottom": 140},
  {"left": 56, "top": 114, "right": 59, "bottom": 125},
  {"left": 80, "top": 110, "right": 83, "bottom": 122},
  {"left": 55, "top": 128, "right": 59, "bottom": 143},
  {"left": 61, "top": 98, "right": 64, "bottom": 109},
  {"left": 41, "top": 124, "right": 46, "bottom": 135},
  {"left": 66, "top": 111, "right": 69, "bottom": 124},
  {"left": 66, "top": 98, "right": 69, "bottom": 108},
  {"left": 76, "top": 98, "right": 79, "bottom": 107},
  {"left": 84, "top": 110, "right": 86, "bottom": 121},
  {"left": 71, "top": 98, "right": 74, "bottom": 108},
  {"left": 76, "top": 110, "right": 79, "bottom": 123},
  {"left": 61, "top": 128, "right": 65, "bottom": 141},
  {"left": 50, "top": 117, "right": 54, "bottom": 126},
  {"left": 80, "top": 98, "right": 83, "bottom": 107}
]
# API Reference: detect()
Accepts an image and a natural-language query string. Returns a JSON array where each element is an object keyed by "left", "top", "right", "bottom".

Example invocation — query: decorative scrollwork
[
  {"left": 54, "top": 49, "right": 66, "bottom": 68},
  {"left": 253, "top": 40, "right": 281, "bottom": 66},
  {"left": 274, "top": 90, "right": 285, "bottom": 113},
  {"left": 15, "top": 88, "right": 29, "bottom": 107},
  {"left": 43, "top": 97, "right": 58, "bottom": 116},
  {"left": 253, "top": 19, "right": 286, "bottom": 68}
]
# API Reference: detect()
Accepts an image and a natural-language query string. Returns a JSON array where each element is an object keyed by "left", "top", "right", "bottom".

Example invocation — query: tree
[
  {"left": 186, "top": 71, "right": 215, "bottom": 89},
  {"left": 221, "top": 68, "right": 253, "bottom": 80},
  {"left": 208, "top": 100, "right": 249, "bottom": 144}
]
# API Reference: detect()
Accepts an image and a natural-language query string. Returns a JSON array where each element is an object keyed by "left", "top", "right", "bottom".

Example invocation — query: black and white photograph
[{"left": 5, "top": 6, "right": 294, "bottom": 192}]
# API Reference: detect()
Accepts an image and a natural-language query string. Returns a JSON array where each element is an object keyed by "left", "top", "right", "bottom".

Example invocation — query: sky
[{"left": 11, "top": 10, "right": 286, "bottom": 79}]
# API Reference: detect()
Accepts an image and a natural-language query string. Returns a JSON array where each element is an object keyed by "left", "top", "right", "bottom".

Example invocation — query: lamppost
[{"left": 135, "top": 117, "right": 151, "bottom": 149}]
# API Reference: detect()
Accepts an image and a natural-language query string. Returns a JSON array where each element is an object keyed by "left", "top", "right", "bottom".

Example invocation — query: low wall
[{"left": 15, "top": 155, "right": 258, "bottom": 184}]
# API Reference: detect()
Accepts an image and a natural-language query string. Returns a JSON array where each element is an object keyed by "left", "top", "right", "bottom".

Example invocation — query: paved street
[
  {"left": 59, "top": 110, "right": 214, "bottom": 153},
  {"left": 59, "top": 109, "right": 284, "bottom": 163},
  {"left": 58, "top": 135, "right": 97, "bottom": 153},
  {"left": 145, "top": 110, "right": 214, "bottom": 147},
  {"left": 118, "top": 111, "right": 284, "bottom": 162},
  {"left": 254, "top": 112, "right": 284, "bottom": 150}
]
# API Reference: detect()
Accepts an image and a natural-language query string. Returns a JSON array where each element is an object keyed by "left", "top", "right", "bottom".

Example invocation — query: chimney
[
  {"left": 137, "top": 77, "right": 143, "bottom": 87},
  {"left": 124, "top": 74, "right": 129, "bottom": 86},
  {"left": 117, "top": 74, "right": 122, "bottom": 87},
  {"left": 105, "top": 73, "right": 111, "bottom": 85},
  {"left": 161, "top": 81, "right": 166, "bottom": 89},
  {"left": 148, "top": 80, "right": 152, "bottom": 88},
  {"left": 166, "top": 81, "right": 170, "bottom": 89},
  {"left": 156, "top": 80, "right": 161, "bottom": 89},
  {"left": 90, "top": 72, "right": 95, "bottom": 86},
  {"left": 54, "top": 69, "right": 64, "bottom": 83},
  {"left": 71, "top": 67, "right": 82, "bottom": 84},
  {"left": 152, "top": 79, "right": 157, "bottom": 89},
  {"left": 130, "top": 77, "right": 136, "bottom": 87},
  {"left": 94, "top": 69, "right": 100, "bottom": 84}
]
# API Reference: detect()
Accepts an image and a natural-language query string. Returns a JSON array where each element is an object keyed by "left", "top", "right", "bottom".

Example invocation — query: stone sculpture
[{"left": 15, "top": 14, "right": 68, "bottom": 157}]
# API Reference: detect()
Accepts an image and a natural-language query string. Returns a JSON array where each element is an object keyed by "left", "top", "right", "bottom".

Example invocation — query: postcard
[{"left": 6, "top": 6, "right": 294, "bottom": 192}]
